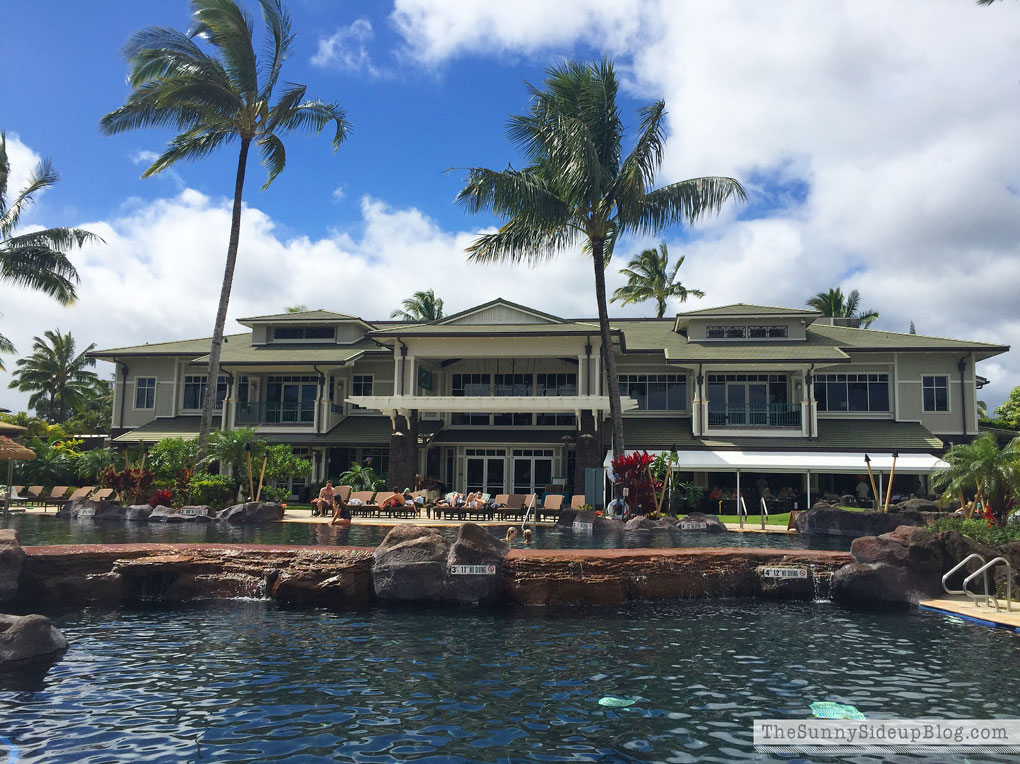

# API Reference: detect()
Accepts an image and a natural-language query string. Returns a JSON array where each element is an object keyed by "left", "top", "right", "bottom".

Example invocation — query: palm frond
[
  {"left": 635, "top": 176, "right": 747, "bottom": 233},
  {"left": 257, "top": 0, "right": 294, "bottom": 101},
  {"left": 455, "top": 167, "right": 569, "bottom": 227},
  {"left": 142, "top": 128, "right": 234, "bottom": 176},
  {"left": 257, "top": 133, "right": 286, "bottom": 189},
  {"left": 0, "top": 157, "right": 59, "bottom": 238},
  {"left": 270, "top": 99, "right": 350, "bottom": 150},
  {"left": 465, "top": 217, "right": 578, "bottom": 266},
  {"left": 0, "top": 244, "right": 80, "bottom": 304},
  {"left": 190, "top": 0, "right": 259, "bottom": 96}
]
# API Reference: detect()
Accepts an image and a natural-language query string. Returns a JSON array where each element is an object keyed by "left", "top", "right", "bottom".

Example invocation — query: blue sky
[{"left": 2, "top": 0, "right": 1018, "bottom": 414}]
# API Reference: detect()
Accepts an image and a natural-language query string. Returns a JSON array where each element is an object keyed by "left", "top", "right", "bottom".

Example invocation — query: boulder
[
  {"left": 148, "top": 505, "right": 187, "bottom": 523},
  {"left": 124, "top": 504, "right": 153, "bottom": 521},
  {"left": 937, "top": 530, "right": 995, "bottom": 590},
  {"left": 555, "top": 509, "right": 577, "bottom": 527},
  {"left": 678, "top": 512, "right": 727, "bottom": 534},
  {"left": 217, "top": 502, "right": 285, "bottom": 523},
  {"left": 655, "top": 517, "right": 680, "bottom": 531},
  {"left": 372, "top": 526, "right": 450, "bottom": 602},
  {"left": 573, "top": 509, "right": 596, "bottom": 525},
  {"left": 62, "top": 498, "right": 125, "bottom": 520},
  {"left": 593, "top": 516, "right": 625, "bottom": 533},
  {"left": 850, "top": 525, "right": 942, "bottom": 595},
  {"left": 443, "top": 523, "right": 508, "bottom": 603},
  {"left": 0, "top": 614, "right": 67, "bottom": 666},
  {"left": 892, "top": 497, "right": 941, "bottom": 514},
  {"left": 624, "top": 516, "right": 661, "bottom": 532},
  {"left": 831, "top": 562, "right": 926, "bottom": 608},
  {"left": 0, "top": 530, "right": 24, "bottom": 603},
  {"left": 795, "top": 506, "right": 922, "bottom": 537}
]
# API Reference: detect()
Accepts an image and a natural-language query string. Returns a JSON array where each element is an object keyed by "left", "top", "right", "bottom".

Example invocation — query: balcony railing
[
  {"left": 707, "top": 402, "right": 801, "bottom": 428},
  {"left": 235, "top": 401, "right": 315, "bottom": 425}
]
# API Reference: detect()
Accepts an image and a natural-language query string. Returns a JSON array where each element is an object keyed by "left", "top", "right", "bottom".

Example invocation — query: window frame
[
  {"left": 182, "top": 374, "right": 229, "bottom": 411},
  {"left": 814, "top": 372, "right": 890, "bottom": 413},
  {"left": 271, "top": 325, "right": 336, "bottom": 342},
  {"left": 134, "top": 376, "right": 156, "bottom": 410},
  {"left": 619, "top": 373, "right": 687, "bottom": 412},
  {"left": 922, "top": 375, "right": 950, "bottom": 412}
]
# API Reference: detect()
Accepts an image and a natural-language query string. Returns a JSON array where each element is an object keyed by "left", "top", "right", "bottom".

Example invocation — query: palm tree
[
  {"left": 286, "top": 304, "right": 309, "bottom": 313},
  {"left": 203, "top": 426, "right": 266, "bottom": 490},
  {"left": 457, "top": 60, "right": 745, "bottom": 456},
  {"left": 932, "top": 432, "right": 1020, "bottom": 524},
  {"left": 7, "top": 330, "right": 98, "bottom": 423},
  {"left": 807, "top": 287, "right": 879, "bottom": 328},
  {"left": 610, "top": 242, "right": 704, "bottom": 318},
  {"left": 391, "top": 289, "right": 444, "bottom": 322},
  {"left": 0, "top": 133, "right": 101, "bottom": 369},
  {"left": 100, "top": 0, "right": 350, "bottom": 460}
]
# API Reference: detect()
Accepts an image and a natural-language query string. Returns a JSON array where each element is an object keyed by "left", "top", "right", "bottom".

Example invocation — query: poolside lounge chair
[
  {"left": 570, "top": 494, "right": 587, "bottom": 510},
  {"left": 335, "top": 485, "right": 352, "bottom": 503},
  {"left": 64, "top": 486, "right": 96, "bottom": 503},
  {"left": 369, "top": 492, "right": 398, "bottom": 518},
  {"left": 11, "top": 486, "right": 43, "bottom": 506},
  {"left": 91, "top": 487, "right": 114, "bottom": 502},
  {"left": 348, "top": 491, "right": 376, "bottom": 517},
  {"left": 497, "top": 494, "right": 530, "bottom": 522},
  {"left": 537, "top": 494, "right": 563, "bottom": 522},
  {"left": 41, "top": 486, "right": 71, "bottom": 508}
]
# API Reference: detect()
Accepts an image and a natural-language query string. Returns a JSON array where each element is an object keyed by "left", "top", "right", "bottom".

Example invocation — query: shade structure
[
  {"left": 0, "top": 422, "right": 27, "bottom": 437},
  {"left": 1, "top": 437, "right": 36, "bottom": 515},
  {"left": 603, "top": 449, "right": 947, "bottom": 474}
]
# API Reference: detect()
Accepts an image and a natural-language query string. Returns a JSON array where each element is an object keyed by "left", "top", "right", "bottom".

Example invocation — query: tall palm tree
[
  {"left": 0, "top": 133, "right": 101, "bottom": 369},
  {"left": 100, "top": 0, "right": 350, "bottom": 460},
  {"left": 932, "top": 431, "right": 1020, "bottom": 524},
  {"left": 7, "top": 330, "right": 99, "bottom": 423},
  {"left": 391, "top": 289, "right": 444, "bottom": 322},
  {"left": 807, "top": 287, "right": 879, "bottom": 328},
  {"left": 610, "top": 242, "right": 704, "bottom": 318},
  {"left": 457, "top": 60, "right": 745, "bottom": 456}
]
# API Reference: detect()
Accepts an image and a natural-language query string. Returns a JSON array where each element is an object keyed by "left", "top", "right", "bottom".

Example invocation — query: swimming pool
[
  {"left": 1, "top": 599, "right": 1016, "bottom": 763},
  {"left": 1, "top": 514, "right": 853, "bottom": 551}
]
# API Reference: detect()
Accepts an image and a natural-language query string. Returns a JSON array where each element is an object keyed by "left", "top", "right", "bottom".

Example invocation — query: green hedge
[{"left": 929, "top": 516, "right": 1020, "bottom": 547}]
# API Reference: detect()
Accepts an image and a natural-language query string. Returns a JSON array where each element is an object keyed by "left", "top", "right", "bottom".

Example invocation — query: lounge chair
[
  {"left": 370, "top": 492, "right": 398, "bottom": 518},
  {"left": 538, "top": 494, "right": 563, "bottom": 522},
  {"left": 498, "top": 494, "right": 528, "bottom": 521},
  {"left": 41, "top": 486, "right": 71, "bottom": 509},
  {"left": 64, "top": 486, "right": 96, "bottom": 503},
  {"left": 91, "top": 487, "right": 114, "bottom": 502},
  {"left": 11, "top": 486, "right": 43, "bottom": 506},
  {"left": 348, "top": 491, "right": 377, "bottom": 517},
  {"left": 570, "top": 494, "right": 587, "bottom": 510},
  {"left": 335, "top": 485, "right": 352, "bottom": 503}
]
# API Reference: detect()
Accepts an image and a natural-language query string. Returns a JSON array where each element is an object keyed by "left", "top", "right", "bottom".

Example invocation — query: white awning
[
  {"left": 347, "top": 394, "right": 637, "bottom": 414},
  {"left": 603, "top": 449, "right": 947, "bottom": 474}
]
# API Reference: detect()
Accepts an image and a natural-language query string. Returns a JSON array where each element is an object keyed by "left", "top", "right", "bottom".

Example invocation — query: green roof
[
  {"left": 193, "top": 335, "right": 381, "bottom": 366},
  {"left": 113, "top": 416, "right": 219, "bottom": 443},
  {"left": 809, "top": 323, "right": 1008, "bottom": 354},
  {"left": 370, "top": 322, "right": 605, "bottom": 338},
  {"left": 270, "top": 416, "right": 441, "bottom": 446},
  {"left": 622, "top": 417, "right": 943, "bottom": 452},
  {"left": 676, "top": 303, "right": 821, "bottom": 317},
  {"left": 435, "top": 298, "right": 567, "bottom": 325},
  {"left": 91, "top": 334, "right": 246, "bottom": 359},
  {"left": 237, "top": 309, "right": 363, "bottom": 323}
]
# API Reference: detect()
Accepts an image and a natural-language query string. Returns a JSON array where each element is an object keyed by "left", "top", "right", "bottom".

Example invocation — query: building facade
[{"left": 93, "top": 299, "right": 1008, "bottom": 505}]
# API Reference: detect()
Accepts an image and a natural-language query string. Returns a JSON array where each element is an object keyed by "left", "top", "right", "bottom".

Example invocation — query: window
[
  {"left": 352, "top": 375, "right": 373, "bottom": 396},
  {"left": 494, "top": 373, "right": 532, "bottom": 396},
  {"left": 536, "top": 373, "right": 577, "bottom": 396},
  {"left": 706, "top": 325, "right": 788, "bottom": 339},
  {"left": 923, "top": 375, "right": 949, "bottom": 412},
  {"left": 135, "top": 377, "right": 156, "bottom": 409},
  {"left": 265, "top": 375, "right": 317, "bottom": 423},
  {"left": 814, "top": 373, "right": 890, "bottom": 412},
  {"left": 183, "top": 375, "right": 228, "bottom": 410},
  {"left": 272, "top": 326, "right": 335, "bottom": 341},
  {"left": 536, "top": 413, "right": 575, "bottom": 426},
  {"left": 618, "top": 374, "right": 687, "bottom": 411},
  {"left": 452, "top": 374, "right": 490, "bottom": 396}
]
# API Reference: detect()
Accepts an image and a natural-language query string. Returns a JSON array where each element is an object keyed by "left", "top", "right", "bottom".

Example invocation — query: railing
[
  {"left": 235, "top": 401, "right": 315, "bottom": 425},
  {"left": 707, "top": 402, "right": 801, "bottom": 427}
]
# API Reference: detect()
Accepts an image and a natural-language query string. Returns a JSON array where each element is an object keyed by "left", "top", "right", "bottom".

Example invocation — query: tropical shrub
[
  {"left": 18, "top": 435, "right": 80, "bottom": 485},
  {"left": 148, "top": 438, "right": 199, "bottom": 480},
  {"left": 994, "top": 386, "right": 1020, "bottom": 429},
  {"left": 148, "top": 488, "right": 173, "bottom": 508},
  {"left": 188, "top": 472, "right": 235, "bottom": 509},
  {"left": 262, "top": 444, "right": 311, "bottom": 494},
  {"left": 932, "top": 432, "right": 1020, "bottom": 525},
  {"left": 259, "top": 484, "right": 288, "bottom": 502},
  {"left": 929, "top": 516, "right": 1020, "bottom": 546},
  {"left": 338, "top": 462, "right": 385, "bottom": 491},
  {"left": 99, "top": 465, "right": 155, "bottom": 504},
  {"left": 611, "top": 451, "right": 660, "bottom": 513}
]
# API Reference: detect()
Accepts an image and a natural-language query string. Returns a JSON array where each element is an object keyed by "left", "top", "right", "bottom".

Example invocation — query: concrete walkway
[{"left": 919, "top": 593, "right": 1020, "bottom": 632}]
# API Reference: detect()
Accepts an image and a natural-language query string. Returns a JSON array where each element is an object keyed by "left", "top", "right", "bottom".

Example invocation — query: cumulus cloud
[
  {"left": 389, "top": 0, "right": 1020, "bottom": 407},
  {"left": 2, "top": 133, "right": 46, "bottom": 221},
  {"left": 311, "top": 18, "right": 381, "bottom": 75}
]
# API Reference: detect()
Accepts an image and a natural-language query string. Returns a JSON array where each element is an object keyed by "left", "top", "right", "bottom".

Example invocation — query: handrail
[
  {"left": 963, "top": 557, "right": 1013, "bottom": 612},
  {"left": 942, "top": 553, "right": 986, "bottom": 595},
  {"left": 738, "top": 495, "right": 749, "bottom": 529},
  {"left": 760, "top": 496, "right": 770, "bottom": 530},
  {"left": 521, "top": 494, "right": 536, "bottom": 530}
]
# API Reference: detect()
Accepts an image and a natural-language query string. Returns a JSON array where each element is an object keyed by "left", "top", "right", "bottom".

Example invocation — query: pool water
[
  {"left": 1, "top": 599, "right": 1017, "bottom": 762},
  {"left": 1, "top": 514, "right": 853, "bottom": 551}
]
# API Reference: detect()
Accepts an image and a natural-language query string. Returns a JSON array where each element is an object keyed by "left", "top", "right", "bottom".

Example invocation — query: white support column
[
  {"left": 577, "top": 355, "right": 587, "bottom": 395},
  {"left": 407, "top": 355, "right": 416, "bottom": 395},
  {"left": 805, "top": 471, "right": 811, "bottom": 510},
  {"left": 800, "top": 372, "right": 811, "bottom": 437},
  {"left": 878, "top": 471, "right": 884, "bottom": 508}
]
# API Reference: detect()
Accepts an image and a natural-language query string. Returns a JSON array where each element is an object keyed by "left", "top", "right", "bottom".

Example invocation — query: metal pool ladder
[
  {"left": 759, "top": 497, "right": 770, "bottom": 530},
  {"left": 942, "top": 553, "right": 1014, "bottom": 611}
]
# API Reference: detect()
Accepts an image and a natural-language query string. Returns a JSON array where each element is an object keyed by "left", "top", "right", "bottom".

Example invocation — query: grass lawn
[{"left": 713, "top": 505, "right": 871, "bottom": 527}]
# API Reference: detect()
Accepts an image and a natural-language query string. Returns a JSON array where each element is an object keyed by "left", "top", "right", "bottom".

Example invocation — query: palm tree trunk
[
  {"left": 197, "top": 138, "right": 251, "bottom": 462},
  {"left": 591, "top": 239, "right": 625, "bottom": 457}
]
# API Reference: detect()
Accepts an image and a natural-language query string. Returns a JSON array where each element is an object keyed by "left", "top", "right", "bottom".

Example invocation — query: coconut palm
[
  {"left": 100, "top": 0, "right": 350, "bottom": 460},
  {"left": 932, "top": 432, "right": 1020, "bottom": 524},
  {"left": 807, "top": 287, "right": 879, "bottom": 328},
  {"left": 457, "top": 59, "right": 745, "bottom": 455},
  {"left": 7, "top": 330, "right": 99, "bottom": 423},
  {"left": 610, "top": 242, "right": 704, "bottom": 318},
  {"left": 391, "top": 289, "right": 444, "bottom": 322},
  {"left": 0, "top": 133, "right": 101, "bottom": 369}
]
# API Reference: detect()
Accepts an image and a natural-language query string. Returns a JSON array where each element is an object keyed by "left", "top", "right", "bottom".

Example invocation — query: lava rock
[
  {"left": 176, "top": 505, "right": 215, "bottom": 522},
  {"left": 624, "top": 516, "right": 661, "bottom": 532},
  {"left": 217, "top": 502, "right": 285, "bottom": 523},
  {"left": 851, "top": 525, "right": 943, "bottom": 594},
  {"left": 678, "top": 512, "right": 727, "bottom": 533},
  {"left": 148, "top": 505, "right": 187, "bottom": 523},
  {"left": 795, "top": 506, "right": 922, "bottom": 537},
  {"left": 555, "top": 509, "right": 577, "bottom": 527},
  {"left": 62, "top": 498, "right": 125, "bottom": 520},
  {"left": 373, "top": 525, "right": 450, "bottom": 602},
  {"left": 0, "top": 530, "right": 24, "bottom": 603},
  {"left": 443, "top": 523, "right": 508, "bottom": 603},
  {"left": 0, "top": 614, "right": 67, "bottom": 665},
  {"left": 892, "top": 497, "right": 941, "bottom": 514},
  {"left": 830, "top": 561, "right": 927, "bottom": 608},
  {"left": 124, "top": 505, "right": 153, "bottom": 521},
  {"left": 937, "top": 530, "right": 996, "bottom": 590}
]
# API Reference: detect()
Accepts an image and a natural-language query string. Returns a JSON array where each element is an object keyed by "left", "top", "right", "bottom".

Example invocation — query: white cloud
[
  {"left": 311, "top": 18, "right": 380, "bottom": 75},
  {"left": 388, "top": 0, "right": 1020, "bottom": 407},
  {"left": 331, "top": 185, "right": 345, "bottom": 202},
  {"left": 2, "top": 133, "right": 45, "bottom": 224}
]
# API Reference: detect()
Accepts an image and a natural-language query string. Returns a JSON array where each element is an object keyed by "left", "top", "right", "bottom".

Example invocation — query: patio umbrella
[
  {"left": 0, "top": 437, "right": 36, "bottom": 515},
  {"left": 0, "top": 422, "right": 27, "bottom": 438}
]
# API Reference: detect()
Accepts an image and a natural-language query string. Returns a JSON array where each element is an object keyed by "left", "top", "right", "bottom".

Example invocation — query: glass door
[
  {"left": 747, "top": 382, "right": 768, "bottom": 425},
  {"left": 512, "top": 449, "right": 554, "bottom": 494},
  {"left": 726, "top": 384, "right": 746, "bottom": 425},
  {"left": 513, "top": 458, "right": 532, "bottom": 494},
  {"left": 463, "top": 449, "right": 506, "bottom": 494}
]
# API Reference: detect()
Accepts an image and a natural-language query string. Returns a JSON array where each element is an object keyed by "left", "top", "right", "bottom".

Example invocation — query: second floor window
[
  {"left": 619, "top": 374, "right": 686, "bottom": 411},
  {"left": 536, "top": 373, "right": 577, "bottom": 396},
  {"left": 495, "top": 373, "right": 532, "bottom": 396},
  {"left": 183, "top": 375, "right": 228, "bottom": 410},
  {"left": 272, "top": 326, "right": 335, "bottom": 341},
  {"left": 815, "top": 373, "right": 889, "bottom": 412},
  {"left": 923, "top": 375, "right": 949, "bottom": 412},
  {"left": 706, "top": 325, "right": 788, "bottom": 339},
  {"left": 135, "top": 377, "right": 156, "bottom": 409},
  {"left": 452, "top": 374, "right": 490, "bottom": 396},
  {"left": 350, "top": 375, "right": 373, "bottom": 410}
]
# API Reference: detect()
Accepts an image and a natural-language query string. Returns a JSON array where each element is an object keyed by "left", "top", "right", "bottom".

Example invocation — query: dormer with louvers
[
  {"left": 674, "top": 304, "right": 821, "bottom": 343},
  {"left": 238, "top": 310, "right": 376, "bottom": 346}
]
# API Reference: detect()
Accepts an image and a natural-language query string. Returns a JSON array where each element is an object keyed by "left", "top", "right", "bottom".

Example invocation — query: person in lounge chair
[
  {"left": 312, "top": 481, "right": 334, "bottom": 517},
  {"left": 380, "top": 486, "right": 407, "bottom": 510},
  {"left": 435, "top": 492, "right": 462, "bottom": 509},
  {"left": 330, "top": 489, "right": 352, "bottom": 527}
]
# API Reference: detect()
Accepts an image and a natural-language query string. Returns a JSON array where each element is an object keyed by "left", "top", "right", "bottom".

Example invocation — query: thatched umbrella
[
  {"left": 0, "top": 422, "right": 27, "bottom": 438},
  {"left": 0, "top": 437, "right": 36, "bottom": 515}
]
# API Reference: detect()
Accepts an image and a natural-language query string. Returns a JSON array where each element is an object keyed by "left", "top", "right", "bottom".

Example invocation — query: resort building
[{"left": 92, "top": 299, "right": 1008, "bottom": 506}]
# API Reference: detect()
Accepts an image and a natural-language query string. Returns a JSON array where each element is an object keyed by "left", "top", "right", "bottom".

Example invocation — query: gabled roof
[
  {"left": 238, "top": 309, "right": 361, "bottom": 323},
  {"left": 435, "top": 298, "right": 567, "bottom": 326},
  {"left": 810, "top": 323, "right": 1009, "bottom": 355},
  {"left": 676, "top": 303, "right": 822, "bottom": 318},
  {"left": 371, "top": 299, "right": 604, "bottom": 338},
  {"left": 91, "top": 334, "right": 248, "bottom": 359},
  {"left": 192, "top": 334, "right": 382, "bottom": 366},
  {"left": 113, "top": 415, "right": 220, "bottom": 443}
]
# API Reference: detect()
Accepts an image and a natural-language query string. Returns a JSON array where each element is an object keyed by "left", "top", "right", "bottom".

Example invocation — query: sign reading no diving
[
  {"left": 680, "top": 521, "right": 708, "bottom": 530},
  {"left": 450, "top": 564, "right": 496, "bottom": 575},
  {"left": 761, "top": 567, "right": 808, "bottom": 579},
  {"left": 78, "top": 508, "right": 95, "bottom": 518}
]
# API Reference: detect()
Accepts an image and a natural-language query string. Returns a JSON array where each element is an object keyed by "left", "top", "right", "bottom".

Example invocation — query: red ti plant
[
  {"left": 148, "top": 488, "right": 173, "bottom": 508},
  {"left": 610, "top": 451, "right": 662, "bottom": 514},
  {"left": 99, "top": 465, "right": 155, "bottom": 505}
]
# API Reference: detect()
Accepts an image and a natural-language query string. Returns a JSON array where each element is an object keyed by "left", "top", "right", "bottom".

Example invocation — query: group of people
[{"left": 312, "top": 481, "right": 428, "bottom": 524}]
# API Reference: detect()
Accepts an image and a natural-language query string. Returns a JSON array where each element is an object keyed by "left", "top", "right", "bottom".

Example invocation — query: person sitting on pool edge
[
  {"left": 312, "top": 480, "right": 334, "bottom": 517},
  {"left": 330, "top": 489, "right": 352, "bottom": 527}
]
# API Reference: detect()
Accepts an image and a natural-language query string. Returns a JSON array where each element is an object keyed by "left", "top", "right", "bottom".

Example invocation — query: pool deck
[
  {"left": 919, "top": 594, "right": 1020, "bottom": 632},
  {"left": 14, "top": 504, "right": 795, "bottom": 533}
]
